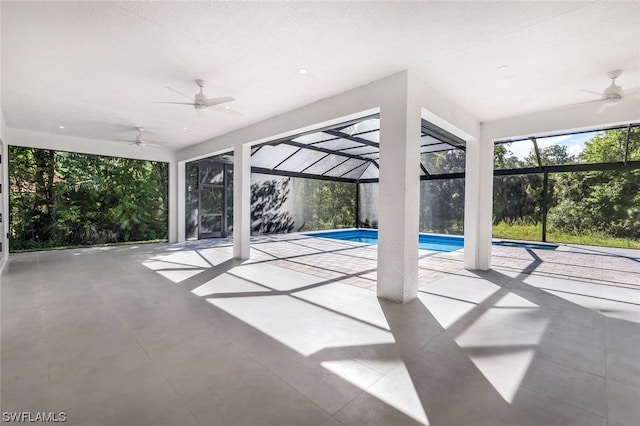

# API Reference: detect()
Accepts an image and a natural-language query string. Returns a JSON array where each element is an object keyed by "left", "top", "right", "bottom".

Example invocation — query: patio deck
[
  {"left": 2, "top": 234, "right": 639, "bottom": 425},
  {"left": 199, "top": 233, "right": 640, "bottom": 292}
]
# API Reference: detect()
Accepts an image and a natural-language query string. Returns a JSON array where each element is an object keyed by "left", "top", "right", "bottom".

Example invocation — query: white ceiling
[{"left": 2, "top": 1, "right": 639, "bottom": 151}]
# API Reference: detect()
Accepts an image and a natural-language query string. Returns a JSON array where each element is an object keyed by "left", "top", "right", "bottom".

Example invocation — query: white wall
[
  {"left": 1, "top": 1, "right": 7, "bottom": 266},
  {"left": 410, "top": 70, "right": 479, "bottom": 142},
  {"left": 6, "top": 127, "right": 174, "bottom": 163},
  {"left": 177, "top": 71, "right": 480, "bottom": 163},
  {"left": 483, "top": 98, "right": 640, "bottom": 142},
  {"left": 1, "top": 111, "right": 8, "bottom": 266}
]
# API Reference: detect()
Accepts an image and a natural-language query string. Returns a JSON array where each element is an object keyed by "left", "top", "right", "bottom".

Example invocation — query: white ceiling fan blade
[
  {"left": 165, "top": 86, "right": 193, "bottom": 101},
  {"left": 595, "top": 102, "right": 615, "bottom": 113},
  {"left": 578, "top": 89, "right": 604, "bottom": 97},
  {"left": 622, "top": 86, "right": 640, "bottom": 96},
  {"left": 544, "top": 99, "right": 603, "bottom": 113},
  {"left": 145, "top": 139, "right": 168, "bottom": 147},
  {"left": 552, "top": 99, "right": 602, "bottom": 110},
  {"left": 153, "top": 101, "right": 196, "bottom": 106},
  {"left": 203, "top": 96, "right": 235, "bottom": 107},
  {"left": 208, "top": 105, "right": 244, "bottom": 116}
]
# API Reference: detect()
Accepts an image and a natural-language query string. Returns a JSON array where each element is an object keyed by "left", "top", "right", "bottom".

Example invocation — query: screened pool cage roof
[{"left": 250, "top": 116, "right": 466, "bottom": 183}]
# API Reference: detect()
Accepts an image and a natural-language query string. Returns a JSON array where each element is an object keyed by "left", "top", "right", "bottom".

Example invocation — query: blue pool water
[
  {"left": 306, "top": 229, "right": 464, "bottom": 253},
  {"left": 306, "top": 229, "right": 558, "bottom": 252}
]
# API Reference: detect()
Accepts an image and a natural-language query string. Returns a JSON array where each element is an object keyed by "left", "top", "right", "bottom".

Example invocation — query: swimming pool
[
  {"left": 305, "top": 229, "right": 464, "bottom": 252},
  {"left": 306, "top": 229, "right": 558, "bottom": 252}
]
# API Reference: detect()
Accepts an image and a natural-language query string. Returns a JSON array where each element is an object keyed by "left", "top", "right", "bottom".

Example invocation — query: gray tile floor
[{"left": 1, "top": 234, "right": 639, "bottom": 425}]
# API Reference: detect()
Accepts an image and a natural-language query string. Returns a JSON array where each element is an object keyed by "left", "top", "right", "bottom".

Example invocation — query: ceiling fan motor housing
[
  {"left": 603, "top": 85, "right": 622, "bottom": 98},
  {"left": 602, "top": 69, "right": 623, "bottom": 101},
  {"left": 194, "top": 91, "right": 207, "bottom": 109}
]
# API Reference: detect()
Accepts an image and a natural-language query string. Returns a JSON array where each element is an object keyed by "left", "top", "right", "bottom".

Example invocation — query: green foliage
[
  {"left": 548, "top": 128, "right": 640, "bottom": 239},
  {"left": 494, "top": 127, "right": 640, "bottom": 246},
  {"left": 296, "top": 179, "right": 356, "bottom": 231},
  {"left": 494, "top": 144, "right": 521, "bottom": 169},
  {"left": 492, "top": 220, "right": 542, "bottom": 241},
  {"left": 493, "top": 144, "right": 575, "bottom": 226},
  {"left": 493, "top": 174, "right": 542, "bottom": 223},
  {"left": 493, "top": 221, "right": 640, "bottom": 249},
  {"left": 525, "top": 144, "right": 575, "bottom": 166},
  {"left": 420, "top": 179, "right": 465, "bottom": 234},
  {"left": 579, "top": 128, "right": 636, "bottom": 163},
  {"left": 420, "top": 150, "right": 465, "bottom": 234},
  {"left": 9, "top": 147, "right": 168, "bottom": 251},
  {"left": 546, "top": 230, "right": 640, "bottom": 249}
]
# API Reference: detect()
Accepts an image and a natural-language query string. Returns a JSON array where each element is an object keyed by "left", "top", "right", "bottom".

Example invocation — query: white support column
[
  {"left": 168, "top": 160, "right": 179, "bottom": 243},
  {"left": 233, "top": 143, "right": 251, "bottom": 260},
  {"left": 175, "top": 161, "right": 186, "bottom": 243},
  {"left": 377, "top": 75, "right": 421, "bottom": 303},
  {"left": 463, "top": 130, "right": 493, "bottom": 270},
  {"left": 1, "top": 138, "right": 8, "bottom": 263}
]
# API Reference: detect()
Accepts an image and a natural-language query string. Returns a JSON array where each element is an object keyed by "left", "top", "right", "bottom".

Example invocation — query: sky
[{"left": 505, "top": 131, "right": 602, "bottom": 161}]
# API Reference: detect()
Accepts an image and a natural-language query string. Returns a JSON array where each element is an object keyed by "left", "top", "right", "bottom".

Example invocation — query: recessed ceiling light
[
  {"left": 58, "top": 125, "right": 65, "bottom": 129},
  {"left": 497, "top": 65, "right": 509, "bottom": 71},
  {"left": 183, "top": 127, "right": 188, "bottom": 130},
  {"left": 298, "top": 68, "right": 308, "bottom": 74},
  {"left": 224, "top": 106, "right": 231, "bottom": 109}
]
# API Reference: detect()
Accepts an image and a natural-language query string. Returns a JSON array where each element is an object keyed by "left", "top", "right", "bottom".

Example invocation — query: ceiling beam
[
  {"left": 251, "top": 167, "right": 356, "bottom": 183},
  {"left": 421, "top": 119, "right": 466, "bottom": 151},
  {"left": 323, "top": 129, "right": 380, "bottom": 148},
  {"left": 280, "top": 140, "right": 373, "bottom": 162},
  {"left": 321, "top": 157, "right": 354, "bottom": 176}
]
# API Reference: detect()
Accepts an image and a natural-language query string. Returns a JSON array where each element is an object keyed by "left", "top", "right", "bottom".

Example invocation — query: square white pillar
[
  {"left": 233, "top": 144, "right": 251, "bottom": 260},
  {"left": 175, "top": 161, "right": 186, "bottom": 242},
  {"left": 168, "top": 160, "right": 181, "bottom": 243},
  {"left": 1, "top": 139, "right": 7, "bottom": 262},
  {"left": 463, "top": 134, "right": 493, "bottom": 270},
  {"left": 377, "top": 86, "right": 421, "bottom": 303}
]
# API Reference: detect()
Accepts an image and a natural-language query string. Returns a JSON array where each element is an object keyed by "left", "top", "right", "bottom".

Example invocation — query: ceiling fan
[
  {"left": 155, "top": 79, "right": 240, "bottom": 114},
  {"left": 119, "top": 127, "right": 166, "bottom": 148},
  {"left": 572, "top": 70, "right": 640, "bottom": 112}
]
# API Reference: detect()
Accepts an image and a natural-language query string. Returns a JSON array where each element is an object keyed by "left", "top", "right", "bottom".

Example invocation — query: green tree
[
  {"left": 296, "top": 179, "right": 356, "bottom": 231},
  {"left": 420, "top": 150, "right": 465, "bottom": 234},
  {"left": 549, "top": 128, "right": 640, "bottom": 239},
  {"left": 524, "top": 144, "right": 575, "bottom": 166},
  {"left": 9, "top": 147, "right": 168, "bottom": 250},
  {"left": 493, "top": 143, "right": 576, "bottom": 227}
]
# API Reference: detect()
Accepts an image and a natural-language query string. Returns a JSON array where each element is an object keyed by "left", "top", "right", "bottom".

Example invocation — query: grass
[
  {"left": 10, "top": 239, "right": 169, "bottom": 253},
  {"left": 492, "top": 222, "right": 640, "bottom": 249}
]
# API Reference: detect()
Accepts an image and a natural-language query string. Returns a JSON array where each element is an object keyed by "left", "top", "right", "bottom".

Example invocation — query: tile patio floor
[{"left": 1, "top": 233, "right": 639, "bottom": 425}]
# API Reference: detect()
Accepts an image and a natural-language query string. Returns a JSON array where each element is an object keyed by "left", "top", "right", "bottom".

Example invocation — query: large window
[
  {"left": 251, "top": 174, "right": 356, "bottom": 234},
  {"left": 493, "top": 124, "right": 640, "bottom": 248},
  {"left": 9, "top": 147, "right": 168, "bottom": 251}
]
